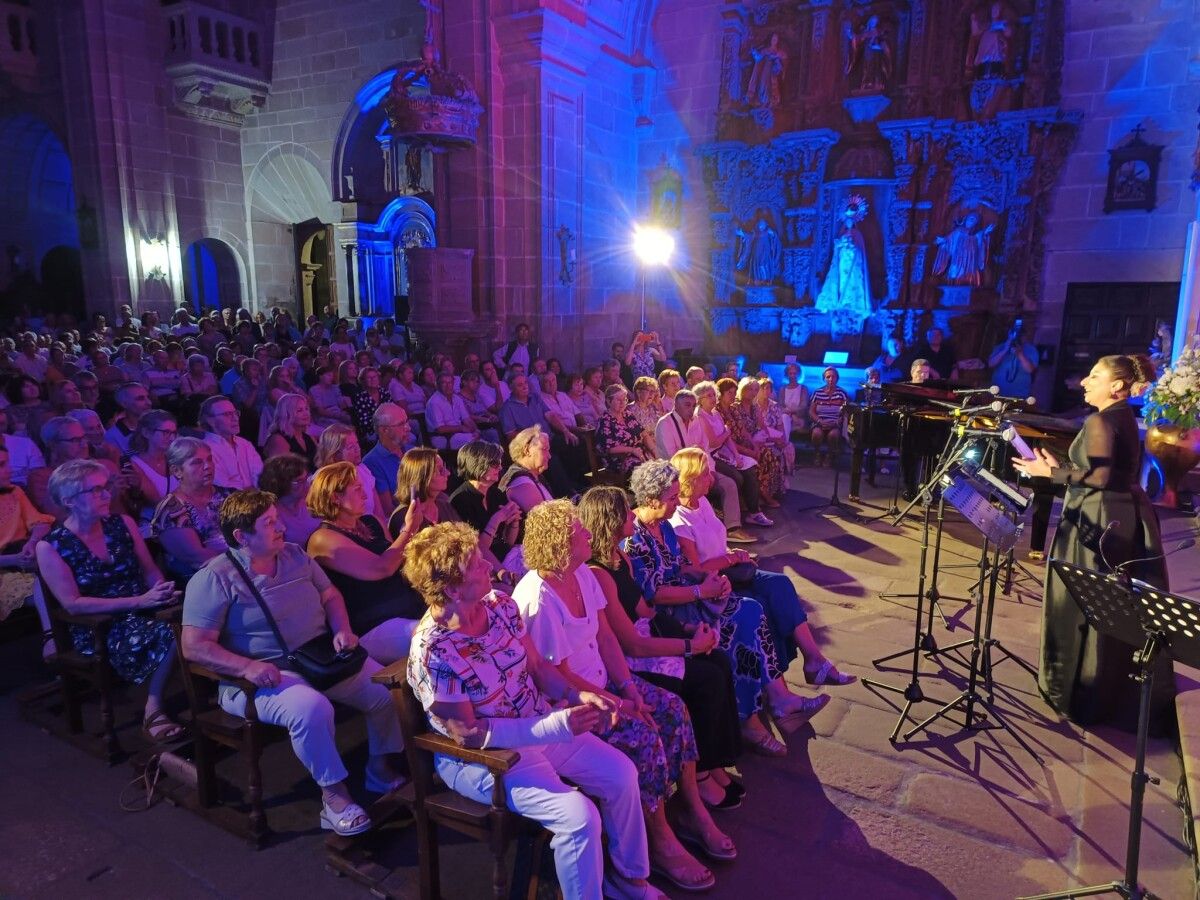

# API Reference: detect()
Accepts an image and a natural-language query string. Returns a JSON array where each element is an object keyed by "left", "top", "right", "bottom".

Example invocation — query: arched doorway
[
  {"left": 295, "top": 221, "right": 333, "bottom": 320},
  {"left": 183, "top": 238, "right": 242, "bottom": 311}
]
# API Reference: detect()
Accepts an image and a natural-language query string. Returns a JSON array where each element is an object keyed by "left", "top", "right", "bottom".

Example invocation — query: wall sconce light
[{"left": 140, "top": 237, "right": 169, "bottom": 279}]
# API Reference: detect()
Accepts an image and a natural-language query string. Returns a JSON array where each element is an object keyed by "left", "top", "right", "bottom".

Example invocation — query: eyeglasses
[
  {"left": 155, "top": 428, "right": 178, "bottom": 436},
  {"left": 54, "top": 436, "right": 87, "bottom": 444},
  {"left": 71, "top": 483, "right": 113, "bottom": 499}
]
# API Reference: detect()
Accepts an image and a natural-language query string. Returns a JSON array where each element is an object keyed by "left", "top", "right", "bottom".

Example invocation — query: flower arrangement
[{"left": 1142, "top": 342, "right": 1200, "bottom": 429}]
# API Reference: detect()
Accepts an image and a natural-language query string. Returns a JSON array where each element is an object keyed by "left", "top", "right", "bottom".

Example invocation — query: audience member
[
  {"left": 263, "top": 393, "right": 317, "bottom": 469},
  {"left": 126, "top": 410, "right": 178, "bottom": 533},
  {"left": 720, "top": 377, "right": 783, "bottom": 508},
  {"left": 425, "top": 372, "right": 479, "bottom": 450},
  {"left": 808, "top": 367, "right": 849, "bottom": 468},
  {"left": 151, "top": 437, "right": 232, "bottom": 580},
  {"left": 200, "top": 395, "right": 264, "bottom": 490},
  {"left": 693, "top": 381, "right": 769, "bottom": 529},
  {"left": 315, "top": 423, "right": 379, "bottom": 520},
  {"left": 37, "top": 459, "right": 181, "bottom": 742},
  {"left": 404, "top": 521, "right": 660, "bottom": 900},
  {"left": 182, "top": 488, "right": 405, "bottom": 837},
  {"left": 596, "top": 385, "right": 646, "bottom": 475},
  {"left": 361, "top": 403, "right": 411, "bottom": 517},
  {"left": 988, "top": 316, "right": 1039, "bottom": 398},
  {"left": 305, "top": 462, "right": 425, "bottom": 666},
  {"left": 257, "top": 454, "right": 320, "bottom": 546},
  {"left": 778, "top": 363, "right": 810, "bottom": 439},
  {"left": 449, "top": 440, "right": 522, "bottom": 566},
  {"left": 499, "top": 425, "right": 557, "bottom": 514},
  {"left": 492, "top": 322, "right": 539, "bottom": 375},
  {"left": 870, "top": 337, "right": 907, "bottom": 385}
]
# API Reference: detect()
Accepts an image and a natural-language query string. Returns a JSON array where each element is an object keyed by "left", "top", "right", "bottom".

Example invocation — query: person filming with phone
[{"left": 988, "top": 316, "right": 1039, "bottom": 399}]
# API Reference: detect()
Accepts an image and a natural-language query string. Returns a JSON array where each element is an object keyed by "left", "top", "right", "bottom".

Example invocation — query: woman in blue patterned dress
[
  {"left": 35, "top": 459, "right": 182, "bottom": 742},
  {"left": 514, "top": 500, "right": 731, "bottom": 891},
  {"left": 623, "top": 459, "right": 829, "bottom": 758}
]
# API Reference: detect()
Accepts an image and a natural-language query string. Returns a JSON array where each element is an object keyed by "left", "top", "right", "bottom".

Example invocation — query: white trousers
[
  {"left": 360, "top": 616, "right": 422, "bottom": 666},
  {"left": 437, "top": 732, "right": 648, "bottom": 900},
  {"left": 219, "top": 657, "right": 404, "bottom": 787}
]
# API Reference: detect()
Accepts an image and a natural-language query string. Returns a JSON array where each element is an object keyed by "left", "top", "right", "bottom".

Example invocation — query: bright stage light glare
[{"left": 632, "top": 225, "right": 675, "bottom": 267}]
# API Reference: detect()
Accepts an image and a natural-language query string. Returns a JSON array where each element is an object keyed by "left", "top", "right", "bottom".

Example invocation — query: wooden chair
[
  {"left": 372, "top": 660, "right": 552, "bottom": 900},
  {"left": 172, "top": 623, "right": 282, "bottom": 848},
  {"left": 579, "top": 429, "right": 626, "bottom": 489},
  {"left": 39, "top": 573, "right": 123, "bottom": 764}
]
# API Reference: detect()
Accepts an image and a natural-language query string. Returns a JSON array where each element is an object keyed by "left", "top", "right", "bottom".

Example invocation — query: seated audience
[
  {"left": 499, "top": 425, "right": 556, "bottom": 513},
  {"left": 404, "top": 521, "right": 660, "bottom": 900},
  {"left": 911, "top": 327, "right": 957, "bottom": 381},
  {"left": 870, "top": 337, "right": 907, "bottom": 385},
  {"left": 449, "top": 440, "right": 522, "bottom": 564},
  {"left": 629, "top": 377, "right": 663, "bottom": 457},
  {"left": 657, "top": 368, "right": 683, "bottom": 415},
  {"left": 305, "top": 462, "right": 425, "bottom": 665},
  {"left": 456, "top": 369, "right": 501, "bottom": 442},
  {"left": 0, "top": 405, "right": 47, "bottom": 486},
  {"left": 425, "top": 371, "right": 479, "bottom": 450},
  {"left": 200, "top": 395, "right": 264, "bottom": 490},
  {"left": 779, "top": 363, "right": 810, "bottom": 440},
  {"left": 808, "top": 367, "right": 849, "bottom": 468},
  {"left": 263, "top": 393, "right": 317, "bottom": 470},
  {"left": 670, "top": 448, "right": 854, "bottom": 687},
  {"left": 500, "top": 375, "right": 578, "bottom": 496},
  {"left": 258, "top": 454, "right": 319, "bottom": 546},
  {"left": 361, "top": 403, "right": 411, "bottom": 518},
  {"left": 182, "top": 489, "right": 405, "bottom": 837},
  {"left": 720, "top": 377, "right": 783, "bottom": 509},
  {"left": 36, "top": 459, "right": 181, "bottom": 741},
  {"left": 516, "top": 500, "right": 732, "bottom": 890},
  {"left": 579, "top": 485, "right": 744, "bottom": 810},
  {"left": 151, "top": 437, "right": 232, "bottom": 580},
  {"left": 126, "top": 410, "right": 178, "bottom": 533},
  {"left": 755, "top": 376, "right": 794, "bottom": 474},
  {"left": 352, "top": 367, "right": 384, "bottom": 446},
  {"left": 693, "top": 381, "right": 769, "bottom": 529},
  {"left": 315, "top": 423, "right": 379, "bottom": 520},
  {"left": 595, "top": 385, "right": 646, "bottom": 475},
  {"left": 309, "top": 365, "right": 353, "bottom": 426},
  {"left": 0, "top": 443, "right": 54, "bottom": 620},
  {"left": 624, "top": 459, "right": 828, "bottom": 757},
  {"left": 6, "top": 375, "right": 51, "bottom": 439}
]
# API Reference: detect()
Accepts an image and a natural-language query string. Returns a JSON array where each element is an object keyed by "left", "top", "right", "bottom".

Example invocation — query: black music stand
[
  {"left": 1020, "top": 563, "right": 1200, "bottom": 900},
  {"left": 797, "top": 404, "right": 855, "bottom": 517}
]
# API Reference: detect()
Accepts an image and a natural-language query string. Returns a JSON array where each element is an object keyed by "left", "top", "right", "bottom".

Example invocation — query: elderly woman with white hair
[
  {"left": 499, "top": 425, "right": 556, "bottom": 514},
  {"left": 623, "top": 459, "right": 829, "bottom": 757},
  {"left": 151, "top": 437, "right": 233, "bottom": 580},
  {"left": 263, "top": 393, "right": 318, "bottom": 470},
  {"left": 36, "top": 459, "right": 182, "bottom": 741}
]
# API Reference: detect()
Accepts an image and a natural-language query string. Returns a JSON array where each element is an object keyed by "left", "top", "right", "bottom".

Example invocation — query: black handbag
[{"left": 224, "top": 551, "right": 367, "bottom": 691}]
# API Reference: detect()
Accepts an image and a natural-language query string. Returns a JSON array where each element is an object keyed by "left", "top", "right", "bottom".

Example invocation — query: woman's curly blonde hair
[
  {"left": 403, "top": 521, "right": 481, "bottom": 608},
  {"left": 521, "top": 499, "right": 577, "bottom": 573}
]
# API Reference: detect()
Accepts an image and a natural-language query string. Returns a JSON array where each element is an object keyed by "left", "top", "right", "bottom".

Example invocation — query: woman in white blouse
[
  {"left": 514, "top": 500, "right": 732, "bottom": 892},
  {"left": 669, "top": 448, "right": 854, "bottom": 689}
]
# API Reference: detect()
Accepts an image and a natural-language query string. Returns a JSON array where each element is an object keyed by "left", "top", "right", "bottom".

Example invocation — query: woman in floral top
[
  {"left": 595, "top": 385, "right": 646, "bottom": 476},
  {"left": 627, "top": 377, "right": 662, "bottom": 458},
  {"left": 403, "top": 522, "right": 662, "bottom": 900},
  {"left": 717, "top": 377, "right": 783, "bottom": 507},
  {"left": 622, "top": 460, "right": 828, "bottom": 758},
  {"left": 755, "top": 375, "right": 795, "bottom": 474},
  {"left": 151, "top": 437, "right": 233, "bottom": 580},
  {"left": 37, "top": 459, "right": 181, "bottom": 742}
]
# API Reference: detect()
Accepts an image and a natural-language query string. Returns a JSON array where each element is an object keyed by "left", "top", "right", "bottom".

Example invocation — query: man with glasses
[
  {"left": 104, "top": 382, "right": 152, "bottom": 455},
  {"left": 199, "top": 395, "right": 263, "bottom": 490},
  {"left": 362, "top": 403, "right": 412, "bottom": 518}
]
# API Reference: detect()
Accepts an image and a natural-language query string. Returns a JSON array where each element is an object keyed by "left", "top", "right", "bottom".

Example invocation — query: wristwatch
[
  {"left": 692, "top": 584, "right": 701, "bottom": 600},
  {"left": 683, "top": 638, "right": 693, "bottom": 658}
]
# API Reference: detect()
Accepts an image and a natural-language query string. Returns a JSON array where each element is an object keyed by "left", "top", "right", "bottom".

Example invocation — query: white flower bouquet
[{"left": 1143, "top": 343, "right": 1200, "bottom": 429}]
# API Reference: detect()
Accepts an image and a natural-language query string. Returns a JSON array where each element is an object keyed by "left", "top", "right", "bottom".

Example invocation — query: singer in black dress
[{"left": 1014, "top": 354, "right": 1173, "bottom": 733}]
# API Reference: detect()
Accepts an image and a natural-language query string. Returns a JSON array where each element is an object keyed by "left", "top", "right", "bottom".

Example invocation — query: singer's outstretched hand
[{"left": 1013, "top": 447, "right": 1058, "bottom": 479}]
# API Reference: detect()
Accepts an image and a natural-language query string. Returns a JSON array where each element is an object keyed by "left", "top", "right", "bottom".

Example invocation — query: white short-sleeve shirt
[
  {"left": 669, "top": 496, "right": 728, "bottom": 564},
  {"left": 513, "top": 566, "right": 608, "bottom": 688}
]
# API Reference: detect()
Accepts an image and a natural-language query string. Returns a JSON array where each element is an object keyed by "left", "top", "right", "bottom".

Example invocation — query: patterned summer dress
[
  {"left": 595, "top": 412, "right": 644, "bottom": 474},
  {"left": 623, "top": 518, "right": 783, "bottom": 720},
  {"left": 725, "top": 401, "right": 783, "bottom": 499},
  {"left": 47, "top": 516, "right": 173, "bottom": 684}
]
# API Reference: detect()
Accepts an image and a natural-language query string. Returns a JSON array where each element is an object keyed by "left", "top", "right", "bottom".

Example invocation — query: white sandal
[{"left": 320, "top": 799, "right": 372, "bottom": 836}]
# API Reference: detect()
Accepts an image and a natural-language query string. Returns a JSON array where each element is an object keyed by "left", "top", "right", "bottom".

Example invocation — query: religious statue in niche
[
  {"left": 966, "top": 3, "right": 1016, "bottom": 79},
  {"left": 815, "top": 195, "right": 873, "bottom": 335},
  {"left": 650, "top": 156, "right": 683, "bottom": 229},
  {"left": 844, "top": 15, "right": 892, "bottom": 93},
  {"left": 735, "top": 216, "right": 782, "bottom": 285},
  {"left": 555, "top": 225, "right": 576, "bottom": 286},
  {"left": 932, "top": 212, "right": 994, "bottom": 286},
  {"left": 745, "top": 33, "right": 787, "bottom": 109},
  {"left": 405, "top": 144, "right": 424, "bottom": 193}
]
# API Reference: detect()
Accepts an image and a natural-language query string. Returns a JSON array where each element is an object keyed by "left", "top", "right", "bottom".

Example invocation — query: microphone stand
[{"left": 797, "top": 404, "right": 854, "bottom": 517}]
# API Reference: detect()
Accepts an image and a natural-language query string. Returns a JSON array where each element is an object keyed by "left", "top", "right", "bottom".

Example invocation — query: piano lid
[{"left": 881, "top": 379, "right": 965, "bottom": 405}]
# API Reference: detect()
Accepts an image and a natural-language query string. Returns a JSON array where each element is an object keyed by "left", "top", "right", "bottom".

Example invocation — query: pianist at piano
[{"left": 1011, "top": 353, "right": 1174, "bottom": 734}]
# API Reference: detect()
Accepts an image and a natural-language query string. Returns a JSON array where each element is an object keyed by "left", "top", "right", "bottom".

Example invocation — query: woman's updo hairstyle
[{"left": 1099, "top": 354, "right": 1157, "bottom": 397}]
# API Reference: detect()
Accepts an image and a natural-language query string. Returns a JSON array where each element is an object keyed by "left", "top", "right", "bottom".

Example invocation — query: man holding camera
[{"left": 988, "top": 317, "right": 1039, "bottom": 398}]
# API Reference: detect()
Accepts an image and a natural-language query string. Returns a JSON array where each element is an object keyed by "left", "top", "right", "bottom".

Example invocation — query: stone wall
[{"left": 1041, "top": 0, "right": 1200, "bottom": 352}]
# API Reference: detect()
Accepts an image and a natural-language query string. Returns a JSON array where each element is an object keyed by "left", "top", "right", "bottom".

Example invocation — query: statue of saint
[
  {"left": 745, "top": 33, "right": 787, "bottom": 109},
  {"left": 844, "top": 16, "right": 892, "bottom": 93},
  {"left": 932, "top": 213, "right": 995, "bottom": 286},
  {"left": 815, "top": 206, "right": 872, "bottom": 326},
  {"left": 650, "top": 155, "right": 683, "bottom": 229},
  {"left": 967, "top": 3, "right": 1015, "bottom": 79},
  {"left": 735, "top": 218, "right": 782, "bottom": 285}
]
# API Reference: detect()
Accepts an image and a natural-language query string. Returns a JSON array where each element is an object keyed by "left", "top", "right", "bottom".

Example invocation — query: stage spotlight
[
  {"left": 632, "top": 225, "right": 675, "bottom": 331},
  {"left": 632, "top": 225, "right": 675, "bottom": 267}
]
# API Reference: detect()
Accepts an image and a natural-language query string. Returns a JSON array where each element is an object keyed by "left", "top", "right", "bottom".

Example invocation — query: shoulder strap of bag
[
  {"left": 672, "top": 413, "right": 686, "bottom": 447},
  {"left": 224, "top": 550, "right": 290, "bottom": 655}
]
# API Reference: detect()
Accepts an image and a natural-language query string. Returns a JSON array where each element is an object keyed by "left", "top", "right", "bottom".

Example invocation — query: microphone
[
  {"left": 1113, "top": 538, "right": 1197, "bottom": 576},
  {"left": 952, "top": 400, "right": 1004, "bottom": 417},
  {"left": 993, "top": 393, "right": 1037, "bottom": 408},
  {"left": 951, "top": 385, "right": 1000, "bottom": 397}
]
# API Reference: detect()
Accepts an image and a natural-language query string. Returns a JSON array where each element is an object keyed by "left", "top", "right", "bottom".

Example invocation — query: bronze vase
[{"left": 1145, "top": 424, "right": 1200, "bottom": 508}]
